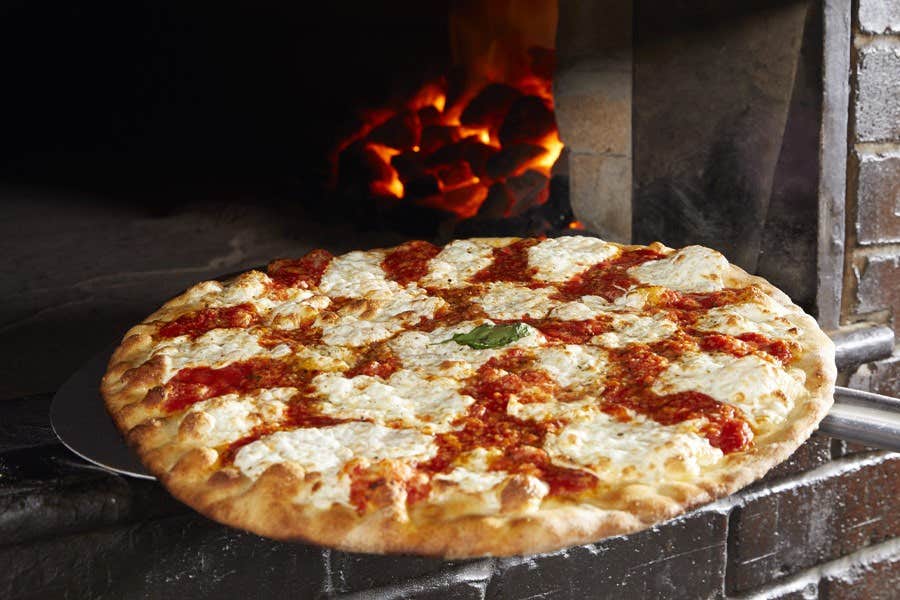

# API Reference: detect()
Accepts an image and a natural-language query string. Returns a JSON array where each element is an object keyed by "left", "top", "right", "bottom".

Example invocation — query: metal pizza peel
[
  {"left": 51, "top": 342, "right": 900, "bottom": 481},
  {"left": 51, "top": 344, "right": 155, "bottom": 479}
]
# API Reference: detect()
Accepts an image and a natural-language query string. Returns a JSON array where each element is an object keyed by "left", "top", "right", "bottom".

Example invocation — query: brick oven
[{"left": 0, "top": 0, "right": 898, "bottom": 598}]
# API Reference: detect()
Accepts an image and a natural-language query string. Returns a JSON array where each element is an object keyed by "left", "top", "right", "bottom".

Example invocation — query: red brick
[
  {"left": 726, "top": 454, "right": 900, "bottom": 594},
  {"left": 852, "top": 251, "right": 900, "bottom": 328},
  {"left": 821, "top": 547, "right": 900, "bottom": 600},
  {"left": 854, "top": 153, "right": 900, "bottom": 245},
  {"left": 487, "top": 510, "right": 728, "bottom": 599}
]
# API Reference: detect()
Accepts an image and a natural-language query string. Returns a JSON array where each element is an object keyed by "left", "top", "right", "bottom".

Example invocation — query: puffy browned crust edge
[{"left": 100, "top": 239, "right": 836, "bottom": 558}]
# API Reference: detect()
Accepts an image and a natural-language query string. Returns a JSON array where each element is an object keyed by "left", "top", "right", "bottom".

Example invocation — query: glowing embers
[{"left": 334, "top": 52, "right": 564, "bottom": 222}]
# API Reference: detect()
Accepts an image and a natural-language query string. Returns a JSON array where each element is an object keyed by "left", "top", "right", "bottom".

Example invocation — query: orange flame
[{"left": 367, "top": 143, "right": 404, "bottom": 198}]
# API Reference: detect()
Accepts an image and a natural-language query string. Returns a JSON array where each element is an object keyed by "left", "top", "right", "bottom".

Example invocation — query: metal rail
[{"left": 819, "top": 386, "right": 900, "bottom": 452}]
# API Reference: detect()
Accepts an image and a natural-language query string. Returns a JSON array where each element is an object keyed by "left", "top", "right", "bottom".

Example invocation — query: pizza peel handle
[{"left": 819, "top": 386, "right": 900, "bottom": 452}]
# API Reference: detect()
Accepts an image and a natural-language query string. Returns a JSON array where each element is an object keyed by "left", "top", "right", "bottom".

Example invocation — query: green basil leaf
[{"left": 441, "top": 322, "right": 533, "bottom": 349}]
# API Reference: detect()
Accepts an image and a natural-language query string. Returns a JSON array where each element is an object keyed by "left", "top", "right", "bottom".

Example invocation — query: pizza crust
[{"left": 101, "top": 238, "right": 835, "bottom": 558}]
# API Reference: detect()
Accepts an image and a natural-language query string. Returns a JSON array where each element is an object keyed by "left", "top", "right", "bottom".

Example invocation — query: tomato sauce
[
  {"left": 158, "top": 304, "right": 259, "bottom": 339},
  {"left": 415, "top": 350, "right": 599, "bottom": 497},
  {"left": 218, "top": 394, "right": 353, "bottom": 466},
  {"left": 471, "top": 238, "right": 541, "bottom": 284},
  {"left": 658, "top": 287, "right": 756, "bottom": 327},
  {"left": 258, "top": 324, "right": 322, "bottom": 349},
  {"left": 554, "top": 248, "right": 665, "bottom": 302},
  {"left": 164, "top": 358, "right": 318, "bottom": 411},
  {"left": 345, "top": 346, "right": 402, "bottom": 379},
  {"left": 600, "top": 346, "right": 754, "bottom": 453},
  {"left": 349, "top": 465, "right": 379, "bottom": 513},
  {"left": 219, "top": 430, "right": 273, "bottom": 465},
  {"left": 381, "top": 240, "right": 441, "bottom": 286},
  {"left": 696, "top": 331, "right": 795, "bottom": 365},
  {"left": 417, "top": 286, "right": 487, "bottom": 331},
  {"left": 518, "top": 316, "right": 613, "bottom": 344},
  {"left": 737, "top": 332, "right": 796, "bottom": 365},
  {"left": 267, "top": 249, "right": 334, "bottom": 288}
]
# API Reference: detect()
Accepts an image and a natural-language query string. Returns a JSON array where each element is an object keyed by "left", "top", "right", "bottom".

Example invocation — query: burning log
[
  {"left": 459, "top": 138, "right": 498, "bottom": 177},
  {"left": 420, "top": 125, "right": 462, "bottom": 154},
  {"left": 485, "top": 143, "right": 547, "bottom": 179},
  {"left": 338, "top": 141, "right": 397, "bottom": 193},
  {"left": 460, "top": 83, "right": 522, "bottom": 130},
  {"left": 368, "top": 111, "right": 421, "bottom": 152},
  {"left": 506, "top": 169, "right": 550, "bottom": 216},
  {"left": 404, "top": 174, "right": 441, "bottom": 201},
  {"left": 478, "top": 183, "right": 513, "bottom": 219},
  {"left": 391, "top": 152, "right": 427, "bottom": 182},
  {"left": 498, "top": 96, "right": 556, "bottom": 146},
  {"left": 434, "top": 161, "right": 477, "bottom": 190},
  {"left": 425, "top": 138, "right": 498, "bottom": 177},
  {"left": 417, "top": 105, "right": 442, "bottom": 128},
  {"left": 433, "top": 182, "right": 489, "bottom": 219}
]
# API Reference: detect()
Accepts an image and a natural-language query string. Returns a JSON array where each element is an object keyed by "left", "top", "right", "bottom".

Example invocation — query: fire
[
  {"left": 366, "top": 144, "right": 404, "bottom": 198},
  {"left": 333, "top": 0, "right": 561, "bottom": 222}
]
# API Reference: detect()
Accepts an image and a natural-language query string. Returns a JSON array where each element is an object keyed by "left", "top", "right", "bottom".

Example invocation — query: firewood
[
  {"left": 485, "top": 144, "right": 547, "bottom": 179},
  {"left": 368, "top": 111, "right": 421, "bottom": 151},
  {"left": 506, "top": 170, "right": 550, "bottom": 216},
  {"left": 420, "top": 125, "right": 462, "bottom": 155},
  {"left": 498, "top": 96, "right": 556, "bottom": 145},
  {"left": 478, "top": 182, "right": 513, "bottom": 219},
  {"left": 460, "top": 83, "right": 522, "bottom": 130}
]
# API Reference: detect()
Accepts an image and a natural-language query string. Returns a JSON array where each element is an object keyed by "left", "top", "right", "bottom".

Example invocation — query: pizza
[{"left": 101, "top": 236, "right": 835, "bottom": 557}]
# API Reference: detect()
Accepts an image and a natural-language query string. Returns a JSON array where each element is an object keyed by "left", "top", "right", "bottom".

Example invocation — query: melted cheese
[
  {"left": 389, "top": 321, "right": 545, "bottom": 380},
  {"left": 313, "top": 370, "right": 474, "bottom": 433},
  {"left": 234, "top": 422, "right": 436, "bottom": 508},
  {"left": 533, "top": 344, "right": 608, "bottom": 388},
  {"left": 433, "top": 448, "right": 507, "bottom": 493},
  {"left": 214, "top": 271, "right": 269, "bottom": 306},
  {"left": 528, "top": 236, "right": 620, "bottom": 282},
  {"left": 652, "top": 352, "right": 807, "bottom": 430},
  {"left": 319, "top": 287, "right": 444, "bottom": 347},
  {"left": 593, "top": 312, "right": 679, "bottom": 348},
  {"left": 319, "top": 250, "right": 400, "bottom": 298},
  {"left": 628, "top": 245, "right": 729, "bottom": 292},
  {"left": 207, "top": 271, "right": 317, "bottom": 315},
  {"left": 544, "top": 410, "right": 723, "bottom": 481},
  {"left": 420, "top": 239, "right": 497, "bottom": 288},
  {"left": 265, "top": 293, "right": 329, "bottom": 328},
  {"left": 474, "top": 283, "right": 557, "bottom": 319},
  {"left": 548, "top": 295, "right": 611, "bottom": 320},
  {"left": 153, "top": 329, "right": 292, "bottom": 381},
  {"left": 507, "top": 397, "right": 600, "bottom": 422},
  {"left": 694, "top": 299, "right": 800, "bottom": 340},
  {"left": 180, "top": 388, "right": 294, "bottom": 446}
]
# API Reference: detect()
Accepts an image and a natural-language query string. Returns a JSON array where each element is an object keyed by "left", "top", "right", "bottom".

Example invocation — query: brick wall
[{"left": 844, "top": 0, "right": 900, "bottom": 394}]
